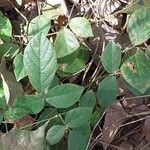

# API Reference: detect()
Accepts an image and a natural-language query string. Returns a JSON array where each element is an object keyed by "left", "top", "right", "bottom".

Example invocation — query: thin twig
[
  {"left": 7, "top": 0, "right": 28, "bottom": 26},
  {"left": 82, "top": 37, "right": 100, "bottom": 85},
  {"left": 118, "top": 115, "right": 150, "bottom": 129},
  {"left": 86, "top": 109, "right": 107, "bottom": 150},
  {"left": 68, "top": 3, "right": 75, "bottom": 21}
]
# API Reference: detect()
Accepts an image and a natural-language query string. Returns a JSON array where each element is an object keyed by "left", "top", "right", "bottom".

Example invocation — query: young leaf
[
  {"left": 46, "top": 125, "right": 65, "bottom": 145},
  {"left": 46, "top": 83, "right": 84, "bottom": 108},
  {"left": 12, "top": 95, "right": 45, "bottom": 114},
  {"left": 97, "top": 76, "right": 118, "bottom": 108},
  {"left": 0, "top": 11, "right": 12, "bottom": 41},
  {"left": 101, "top": 42, "right": 121, "bottom": 73},
  {"left": 121, "top": 50, "right": 150, "bottom": 94},
  {"left": 24, "top": 33, "right": 57, "bottom": 92},
  {"left": 68, "top": 125, "right": 90, "bottom": 150},
  {"left": 54, "top": 27, "right": 80, "bottom": 58},
  {"left": 69, "top": 17, "right": 93, "bottom": 38},
  {"left": 65, "top": 107, "right": 92, "bottom": 128},
  {"left": 78, "top": 90, "right": 96, "bottom": 108},
  {"left": 28, "top": 15, "right": 51, "bottom": 40},
  {"left": 13, "top": 53, "right": 27, "bottom": 81},
  {"left": 127, "top": 8, "right": 150, "bottom": 45}
]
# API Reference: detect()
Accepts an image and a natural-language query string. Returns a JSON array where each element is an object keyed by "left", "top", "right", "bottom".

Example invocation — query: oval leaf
[
  {"left": 54, "top": 27, "right": 80, "bottom": 58},
  {"left": 69, "top": 17, "right": 93, "bottom": 38},
  {"left": 28, "top": 15, "right": 51, "bottom": 40},
  {"left": 13, "top": 53, "right": 27, "bottom": 81},
  {"left": 5, "top": 107, "right": 29, "bottom": 121},
  {"left": 46, "top": 83, "right": 84, "bottom": 108},
  {"left": 97, "top": 76, "right": 118, "bottom": 108},
  {"left": 0, "top": 11, "right": 12, "bottom": 41},
  {"left": 127, "top": 8, "right": 150, "bottom": 45},
  {"left": 12, "top": 95, "right": 45, "bottom": 114},
  {"left": 65, "top": 107, "right": 92, "bottom": 128},
  {"left": 46, "top": 125, "right": 65, "bottom": 145},
  {"left": 24, "top": 33, "right": 57, "bottom": 92},
  {"left": 121, "top": 50, "right": 150, "bottom": 94},
  {"left": 121, "top": 0, "right": 150, "bottom": 14},
  {"left": 78, "top": 90, "right": 96, "bottom": 108},
  {"left": 0, "top": 43, "right": 19, "bottom": 60},
  {"left": 62, "top": 45, "right": 90, "bottom": 74},
  {"left": 68, "top": 125, "right": 90, "bottom": 150},
  {"left": 101, "top": 42, "right": 121, "bottom": 73}
]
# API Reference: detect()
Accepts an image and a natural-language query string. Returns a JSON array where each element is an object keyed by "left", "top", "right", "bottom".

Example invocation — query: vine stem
[{"left": 59, "top": 114, "right": 71, "bottom": 131}]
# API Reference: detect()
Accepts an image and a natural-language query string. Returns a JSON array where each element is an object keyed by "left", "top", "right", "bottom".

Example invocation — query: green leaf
[
  {"left": 90, "top": 111, "right": 101, "bottom": 127},
  {"left": 78, "top": 90, "right": 96, "bottom": 108},
  {"left": 121, "top": 50, "right": 150, "bottom": 94},
  {"left": 12, "top": 95, "right": 45, "bottom": 114},
  {"left": 0, "top": 43, "right": 19, "bottom": 60},
  {"left": 146, "top": 46, "right": 150, "bottom": 58},
  {"left": 36, "top": 107, "right": 58, "bottom": 128},
  {"left": 46, "top": 83, "right": 84, "bottom": 108},
  {"left": 5, "top": 107, "right": 29, "bottom": 121},
  {"left": 65, "top": 107, "right": 92, "bottom": 128},
  {"left": 48, "top": 76, "right": 60, "bottom": 90},
  {"left": 69, "top": 17, "right": 93, "bottom": 38},
  {"left": 121, "top": 0, "right": 150, "bottom": 14},
  {"left": 62, "top": 45, "right": 90, "bottom": 74},
  {"left": 0, "top": 114, "right": 3, "bottom": 124},
  {"left": 0, "top": 97, "right": 7, "bottom": 110},
  {"left": 54, "top": 27, "right": 80, "bottom": 58},
  {"left": 68, "top": 125, "right": 90, "bottom": 150},
  {"left": 24, "top": 33, "right": 57, "bottom": 92},
  {"left": 0, "top": 81, "right": 4, "bottom": 99},
  {"left": 0, "top": 11, "right": 12, "bottom": 41},
  {"left": 97, "top": 76, "right": 118, "bottom": 108},
  {"left": 101, "top": 42, "right": 121, "bottom": 73},
  {"left": 5, "top": 95, "right": 45, "bottom": 121},
  {"left": 46, "top": 125, "right": 65, "bottom": 145},
  {"left": 127, "top": 8, "right": 150, "bottom": 45},
  {"left": 13, "top": 53, "right": 27, "bottom": 81},
  {"left": 28, "top": 15, "right": 51, "bottom": 40},
  {"left": 42, "top": 3, "right": 66, "bottom": 19}
]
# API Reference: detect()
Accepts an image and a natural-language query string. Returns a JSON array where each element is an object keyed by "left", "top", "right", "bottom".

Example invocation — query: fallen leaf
[
  {"left": 0, "top": 122, "right": 47, "bottom": 150},
  {"left": 0, "top": 58, "right": 24, "bottom": 105},
  {"left": 100, "top": 103, "right": 128, "bottom": 150}
]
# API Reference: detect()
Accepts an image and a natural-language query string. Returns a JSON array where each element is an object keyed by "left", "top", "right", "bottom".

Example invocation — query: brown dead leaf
[
  {"left": 15, "top": 115, "right": 35, "bottom": 128},
  {"left": 134, "top": 138, "right": 150, "bottom": 150},
  {"left": 0, "top": 122, "right": 47, "bottom": 150},
  {"left": 118, "top": 141, "right": 133, "bottom": 150},
  {"left": 99, "top": 102, "right": 128, "bottom": 150},
  {"left": 0, "top": 58, "right": 24, "bottom": 105},
  {"left": 143, "top": 117, "right": 150, "bottom": 143}
]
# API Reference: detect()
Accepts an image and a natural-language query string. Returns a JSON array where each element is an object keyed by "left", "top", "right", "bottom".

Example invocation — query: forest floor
[{"left": 0, "top": 0, "right": 150, "bottom": 150}]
